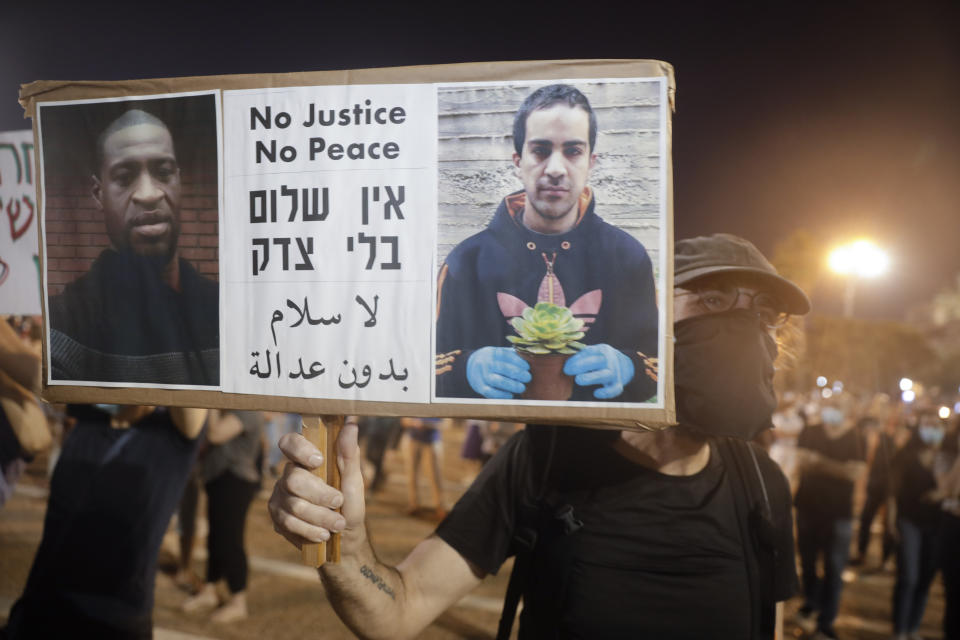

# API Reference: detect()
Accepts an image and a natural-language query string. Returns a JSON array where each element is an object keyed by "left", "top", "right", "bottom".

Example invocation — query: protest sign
[
  {"left": 0, "top": 130, "right": 40, "bottom": 315},
  {"left": 22, "top": 60, "right": 676, "bottom": 429}
]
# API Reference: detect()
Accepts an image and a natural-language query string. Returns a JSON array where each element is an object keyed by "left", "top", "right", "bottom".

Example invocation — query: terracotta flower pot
[{"left": 517, "top": 352, "right": 574, "bottom": 401}]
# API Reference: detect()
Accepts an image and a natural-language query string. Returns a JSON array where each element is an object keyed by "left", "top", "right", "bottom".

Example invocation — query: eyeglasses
[{"left": 677, "top": 283, "right": 790, "bottom": 328}]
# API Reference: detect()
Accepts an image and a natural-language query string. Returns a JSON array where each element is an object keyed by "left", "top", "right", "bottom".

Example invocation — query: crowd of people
[{"left": 764, "top": 389, "right": 960, "bottom": 639}]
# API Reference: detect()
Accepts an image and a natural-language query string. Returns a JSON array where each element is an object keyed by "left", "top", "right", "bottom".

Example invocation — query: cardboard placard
[{"left": 22, "top": 59, "right": 676, "bottom": 429}]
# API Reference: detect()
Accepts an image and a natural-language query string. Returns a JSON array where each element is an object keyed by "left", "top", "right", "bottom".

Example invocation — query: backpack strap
[
  {"left": 496, "top": 426, "right": 554, "bottom": 639},
  {"left": 718, "top": 437, "right": 759, "bottom": 639},
  {"left": 497, "top": 426, "right": 585, "bottom": 640},
  {"left": 497, "top": 547, "right": 531, "bottom": 639},
  {"left": 744, "top": 441, "right": 783, "bottom": 638},
  {"left": 717, "top": 436, "right": 779, "bottom": 639}
]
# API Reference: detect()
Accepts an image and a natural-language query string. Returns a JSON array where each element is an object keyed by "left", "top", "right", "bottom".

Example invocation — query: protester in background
[
  {"left": 264, "top": 412, "right": 300, "bottom": 477},
  {"left": 794, "top": 398, "right": 868, "bottom": 640},
  {"left": 462, "top": 420, "right": 520, "bottom": 466},
  {"left": 768, "top": 391, "right": 806, "bottom": 490},
  {"left": 40, "top": 402, "right": 67, "bottom": 479},
  {"left": 182, "top": 409, "right": 264, "bottom": 623},
  {"left": 173, "top": 463, "right": 203, "bottom": 593},
  {"left": 400, "top": 417, "right": 446, "bottom": 518},
  {"left": 888, "top": 410, "right": 950, "bottom": 640},
  {"left": 938, "top": 418, "right": 960, "bottom": 640},
  {"left": 0, "top": 317, "right": 46, "bottom": 507},
  {"left": 0, "top": 317, "right": 41, "bottom": 394},
  {"left": 269, "top": 233, "right": 807, "bottom": 639},
  {"left": 479, "top": 421, "right": 521, "bottom": 465},
  {"left": 4, "top": 405, "right": 206, "bottom": 638},
  {"left": 460, "top": 421, "right": 521, "bottom": 484},
  {"left": 360, "top": 415, "right": 402, "bottom": 492},
  {"left": 460, "top": 419, "right": 486, "bottom": 471},
  {"left": 851, "top": 415, "right": 896, "bottom": 570}
]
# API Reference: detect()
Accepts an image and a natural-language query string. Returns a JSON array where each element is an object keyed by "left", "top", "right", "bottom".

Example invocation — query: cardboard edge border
[{"left": 24, "top": 59, "right": 677, "bottom": 430}]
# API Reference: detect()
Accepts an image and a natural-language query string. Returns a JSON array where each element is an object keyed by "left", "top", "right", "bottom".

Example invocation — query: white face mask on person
[
  {"left": 674, "top": 309, "right": 779, "bottom": 440},
  {"left": 918, "top": 424, "right": 945, "bottom": 447},
  {"left": 821, "top": 407, "right": 845, "bottom": 426}
]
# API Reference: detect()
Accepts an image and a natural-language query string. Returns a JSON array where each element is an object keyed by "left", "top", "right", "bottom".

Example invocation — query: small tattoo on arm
[{"left": 360, "top": 564, "right": 396, "bottom": 600}]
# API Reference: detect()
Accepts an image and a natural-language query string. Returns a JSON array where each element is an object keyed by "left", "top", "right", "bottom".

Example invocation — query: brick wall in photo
[{"left": 44, "top": 173, "right": 219, "bottom": 296}]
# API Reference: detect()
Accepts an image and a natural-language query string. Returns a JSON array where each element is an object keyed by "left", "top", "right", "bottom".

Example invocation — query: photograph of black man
[{"left": 39, "top": 92, "right": 221, "bottom": 387}]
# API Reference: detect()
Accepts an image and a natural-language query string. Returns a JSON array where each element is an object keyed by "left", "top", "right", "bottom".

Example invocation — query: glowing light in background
[
  {"left": 828, "top": 239, "right": 890, "bottom": 277},
  {"left": 816, "top": 376, "right": 828, "bottom": 388},
  {"left": 828, "top": 240, "right": 891, "bottom": 317},
  {"left": 902, "top": 389, "right": 916, "bottom": 403},
  {"left": 900, "top": 378, "right": 914, "bottom": 391},
  {"left": 940, "top": 406, "right": 952, "bottom": 420},
  {"left": 822, "top": 388, "right": 834, "bottom": 399},
  {"left": 832, "top": 381, "right": 844, "bottom": 393}
]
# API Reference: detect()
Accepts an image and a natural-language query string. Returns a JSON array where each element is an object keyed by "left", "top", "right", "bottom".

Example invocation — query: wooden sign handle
[{"left": 300, "top": 414, "right": 343, "bottom": 566}]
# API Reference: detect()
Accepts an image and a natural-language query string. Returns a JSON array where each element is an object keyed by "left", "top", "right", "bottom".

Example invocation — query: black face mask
[{"left": 674, "top": 309, "right": 778, "bottom": 440}]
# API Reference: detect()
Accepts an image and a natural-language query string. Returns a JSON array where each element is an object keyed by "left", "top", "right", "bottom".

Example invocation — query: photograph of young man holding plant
[{"left": 435, "top": 83, "right": 660, "bottom": 403}]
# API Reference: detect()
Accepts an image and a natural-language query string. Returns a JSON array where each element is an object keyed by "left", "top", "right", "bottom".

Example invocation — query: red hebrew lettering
[{"left": 6, "top": 196, "right": 35, "bottom": 241}]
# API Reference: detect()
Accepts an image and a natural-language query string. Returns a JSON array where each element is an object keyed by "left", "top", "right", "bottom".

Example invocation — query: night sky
[{"left": 3, "top": 1, "right": 958, "bottom": 319}]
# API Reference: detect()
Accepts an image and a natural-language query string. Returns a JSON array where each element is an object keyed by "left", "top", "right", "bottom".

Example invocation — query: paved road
[{"left": 0, "top": 424, "right": 948, "bottom": 639}]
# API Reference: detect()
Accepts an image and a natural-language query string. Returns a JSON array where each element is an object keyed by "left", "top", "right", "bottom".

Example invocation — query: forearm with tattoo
[
  {"left": 360, "top": 564, "right": 396, "bottom": 600},
  {"left": 320, "top": 551, "right": 411, "bottom": 640}
]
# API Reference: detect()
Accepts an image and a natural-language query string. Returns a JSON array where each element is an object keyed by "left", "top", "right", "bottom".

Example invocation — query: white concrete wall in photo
[{"left": 437, "top": 80, "right": 663, "bottom": 276}]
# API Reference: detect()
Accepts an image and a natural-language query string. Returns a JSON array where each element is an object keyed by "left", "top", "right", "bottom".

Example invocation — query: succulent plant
[{"left": 507, "top": 302, "right": 586, "bottom": 355}]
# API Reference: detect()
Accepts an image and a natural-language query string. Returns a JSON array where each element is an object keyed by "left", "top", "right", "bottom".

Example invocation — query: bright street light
[
  {"left": 828, "top": 239, "right": 890, "bottom": 317},
  {"left": 828, "top": 240, "right": 890, "bottom": 278},
  {"left": 900, "top": 377, "right": 914, "bottom": 391},
  {"left": 940, "top": 406, "right": 952, "bottom": 420}
]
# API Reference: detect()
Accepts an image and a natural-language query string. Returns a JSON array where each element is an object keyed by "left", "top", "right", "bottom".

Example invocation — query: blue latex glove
[
  {"left": 563, "top": 344, "right": 635, "bottom": 399},
  {"left": 467, "top": 347, "right": 531, "bottom": 399}
]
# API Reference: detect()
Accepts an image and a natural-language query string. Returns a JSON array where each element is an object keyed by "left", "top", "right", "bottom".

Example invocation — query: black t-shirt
[
  {"left": 892, "top": 439, "right": 941, "bottom": 529},
  {"left": 436, "top": 426, "right": 796, "bottom": 639},
  {"left": 6, "top": 407, "right": 200, "bottom": 639},
  {"left": 795, "top": 423, "right": 866, "bottom": 520},
  {"left": 866, "top": 432, "right": 896, "bottom": 491}
]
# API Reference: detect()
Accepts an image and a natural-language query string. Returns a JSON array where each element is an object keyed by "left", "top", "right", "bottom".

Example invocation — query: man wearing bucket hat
[{"left": 270, "top": 233, "right": 808, "bottom": 639}]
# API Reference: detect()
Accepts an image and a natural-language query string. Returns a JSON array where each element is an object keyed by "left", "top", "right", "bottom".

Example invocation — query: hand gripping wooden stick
[{"left": 300, "top": 414, "right": 343, "bottom": 566}]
